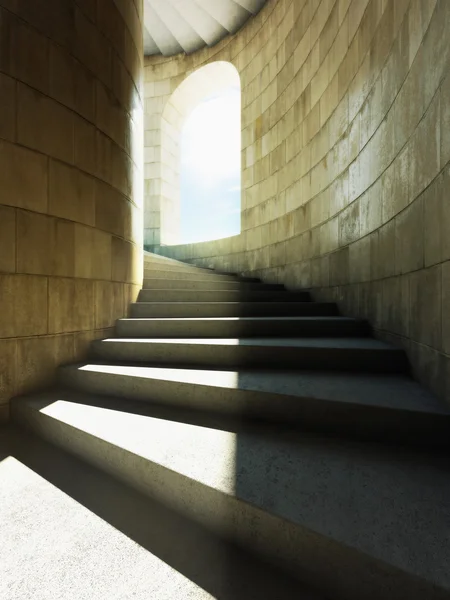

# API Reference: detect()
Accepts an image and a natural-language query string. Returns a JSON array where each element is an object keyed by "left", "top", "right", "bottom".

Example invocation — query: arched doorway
[{"left": 144, "top": 61, "right": 241, "bottom": 249}]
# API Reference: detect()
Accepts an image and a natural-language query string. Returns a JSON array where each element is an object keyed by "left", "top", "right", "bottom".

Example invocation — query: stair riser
[
  {"left": 144, "top": 263, "right": 216, "bottom": 274},
  {"left": 13, "top": 402, "right": 445, "bottom": 600},
  {"left": 145, "top": 264, "right": 239, "bottom": 277},
  {"left": 115, "top": 319, "right": 368, "bottom": 338},
  {"left": 130, "top": 302, "right": 338, "bottom": 318},
  {"left": 59, "top": 367, "right": 450, "bottom": 448},
  {"left": 90, "top": 342, "right": 407, "bottom": 373},
  {"left": 142, "top": 270, "right": 254, "bottom": 282},
  {"left": 142, "top": 280, "right": 285, "bottom": 290},
  {"left": 137, "top": 290, "right": 311, "bottom": 303}
]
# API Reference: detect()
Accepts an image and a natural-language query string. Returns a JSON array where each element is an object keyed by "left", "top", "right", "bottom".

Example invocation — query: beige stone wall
[
  {"left": 144, "top": 0, "right": 450, "bottom": 404},
  {"left": 0, "top": 0, "right": 144, "bottom": 421}
]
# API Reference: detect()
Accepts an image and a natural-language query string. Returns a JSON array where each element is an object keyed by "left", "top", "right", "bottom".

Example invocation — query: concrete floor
[{"left": 0, "top": 426, "right": 323, "bottom": 600}]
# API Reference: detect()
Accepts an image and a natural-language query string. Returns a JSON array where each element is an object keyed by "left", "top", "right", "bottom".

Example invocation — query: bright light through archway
[{"left": 180, "top": 86, "right": 241, "bottom": 244}]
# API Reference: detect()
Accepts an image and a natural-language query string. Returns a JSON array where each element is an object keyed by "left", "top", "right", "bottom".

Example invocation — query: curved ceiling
[{"left": 143, "top": 0, "right": 268, "bottom": 57}]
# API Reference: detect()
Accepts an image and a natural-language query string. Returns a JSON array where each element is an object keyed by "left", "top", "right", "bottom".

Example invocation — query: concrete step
[
  {"left": 142, "top": 278, "right": 285, "bottom": 290},
  {"left": 129, "top": 301, "right": 339, "bottom": 318},
  {"left": 144, "top": 262, "right": 217, "bottom": 274},
  {"left": 13, "top": 390, "right": 450, "bottom": 600},
  {"left": 142, "top": 270, "right": 257, "bottom": 282},
  {"left": 58, "top": 363, "right": 450, "bottom": 448},
  {"left": 137, "top": 289, "right": 311, "bottom": 303},
  {"left": 144, "top": 250, "right": 199, "bottom": 268},
  {"left": 89, "top": 337, "right": 408, "bottom": 372},
  {"left": 0, "top": 426, "right": 319, "bottom": 600},
  {"left": 116, "top": 316, "right": 369, "bottom": 338}
]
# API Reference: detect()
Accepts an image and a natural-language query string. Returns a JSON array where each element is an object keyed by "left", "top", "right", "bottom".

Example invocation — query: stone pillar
[{"left": 0, "top": 0, "right": 144, "bottom": 421}]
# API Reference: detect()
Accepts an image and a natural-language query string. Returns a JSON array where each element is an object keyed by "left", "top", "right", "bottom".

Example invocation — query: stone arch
[{"left": 144, "top": 61, "right": 241, "bottom": 249}]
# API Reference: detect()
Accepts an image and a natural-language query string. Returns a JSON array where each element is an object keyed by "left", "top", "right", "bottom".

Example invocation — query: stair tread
[
  {"left": 119, "top": 316, "right": 359, "bottom": 322},
  {"left": 62, "top": 363, "right": 446, "bottom": 415},
  {"left": 0, "top": 426, "right": 318, "bottom": 600},
  {"left": 14, "top": 390, "right": 450, "bottom": 595},
  {"left": 132, "top": 301, "right": 332, "bottom": 305},
  {"left": 94, "top": 336, "right": 398, "bottom": 350}
]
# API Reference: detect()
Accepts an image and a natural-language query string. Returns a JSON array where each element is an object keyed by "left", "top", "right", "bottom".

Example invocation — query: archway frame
[{"left": 143, "top": 61, "right": 241, "bottom": 249}]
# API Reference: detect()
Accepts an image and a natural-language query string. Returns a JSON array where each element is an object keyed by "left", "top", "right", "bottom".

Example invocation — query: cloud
[{"left": 180, "top": 90, "right": 241, "bottom": 183}]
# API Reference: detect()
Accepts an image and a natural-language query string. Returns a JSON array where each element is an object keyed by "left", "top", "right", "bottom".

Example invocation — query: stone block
[
  {"left": 73, "top": 225, "right": 112, "bottom": 281},
  {"left": 0, "top": 338, "right": 16, "bottom": 408},
  {"left": 15, "top": 335, "right": 74, "bottom": 397},
  {"left": 0, "top": 139, "right": 48, "bottom": 213},
  {"left": 96, "top": 130, "right": 113, "bottom": 184},
  {"left": 0, "top": 72, "right": 16, "bottom": 142},
  {"left": 74, "top": 115, "right": 97, "bottom": 176},
  {"left": 0, "top": 274, "right": 48, "bottom": 338},
  {"left": 53, "top": 219, "right": 75, "bottom": 277},
  {"left": 339, "top": 200, "right": 360, "bottom": 246},
  {"left": 381, "top": 146, "right": 409, "bottom": 223},
  {"left": 358, "top": 280, "right": 383, "bottom": 329},
  {"left": 360, "top": 180, "right": 382, "bottom": 237},
  {"left": 423, "top": 177, "right": 441, "bottom": 267},
  {"left": 49, "top": 42, "right": 75, "bottom": 109},
  {"left": 95, "top": 179, "right": 130, "bottom": 238},
  {"left": 329, "top": 246, "right": 349, "bottom": 286},
  {"left": 9, "top": 14, "right": 49, "bottom": 94},
  {"left": 74, "top": 7, "right": 112, "bottom": 89},
  {"left": 349, "top": 236, "right": 371, "bottom": 284},
  {"left": 94, "top": 280, "right": 125, "bottom": 329},
  {"left": 408, "top": 340, "right": 445, "bottom": 400},
  {"left": 0, "top": 206, "right": 16, "bottom": 273},
  {"left": 74, "top": 60, "right": 96, "bottom": 122},
  {"left": 409, "top": 92, "right": 440, "bottom": 202},
  {"left": 49, "top": 160, "right": 95, "bottom": 226},
  {"left": 92, "top": 229, "right": 113, "bottom": 280},
  {"left": 442, "top": 261, "right": 450, "bottom": 355},
  {"left": 395, "top": 196, "right": 424, "bottom": 274},
  {"left": 48, "top": 277, "right": 95, "bottom": 334},
  {"left": 409, "top": 264, "right": 442, "bottom": 349},
  {"left": 441, "top": 72, "right": 450, "bottom": 168},
  {"left": 111, "top": 236, "right": 131, "bottom": 282},
  {"left": 376, "top": 220, "right": 396, "bottom": 279},
  {"left": 381, "top": 275, "right": 410, "bottom": 337},
  {"left": 440, "top": 167, "right": 450, "bottom": 262},
  {"left": 16, "top": 211, "right": 55, "bottom": 276},
  {"left": 17, "top": 83, "right": 74, "bottom": 164}
]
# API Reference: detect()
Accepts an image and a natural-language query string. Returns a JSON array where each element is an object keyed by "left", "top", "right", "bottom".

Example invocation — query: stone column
[{"left": 0, "top": 0, "right": 144, "bottom": 420}]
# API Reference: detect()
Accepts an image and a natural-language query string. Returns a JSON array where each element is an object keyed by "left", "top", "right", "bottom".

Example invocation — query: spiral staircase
[{"left": 143, "top": 0, "right": 268, "bottom": 56}]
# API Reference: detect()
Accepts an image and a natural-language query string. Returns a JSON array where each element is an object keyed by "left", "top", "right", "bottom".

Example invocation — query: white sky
[{"left": 180, "top": 87, "right": 241, "bottom": 243}]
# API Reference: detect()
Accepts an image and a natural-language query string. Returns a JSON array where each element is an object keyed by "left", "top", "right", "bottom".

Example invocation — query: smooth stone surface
[
  {"left": 0, "top": 425, "right": 319, "bottom": 600},
  {"left": 137, "top": 289, "right": 311, "bottom": 302},
  {"left": 115, "top": 316, "right": 367, "bottom": 338},
  {"left": 12, "top": 393, "right": 450, "bottom": 600},
  {"left": 90, "top": 336, "right": 407, "bottom": 372},
  {"left": 58, "top": 364, "right": 450, "bottom": 446},
  {"left": 129, "top": 301, "right": 338, "bottom": 318}
]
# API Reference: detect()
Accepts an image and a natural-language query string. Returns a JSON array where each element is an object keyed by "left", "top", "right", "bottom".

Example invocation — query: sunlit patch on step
[
  {"left": 0, "top": 455, "right": 215, "bottom": 599},
  {"left": 38, "top": 400, "right": 237, "bottom": 494},
  {"left": 78, "top": 364, "right": 240, "bottom": 388}
]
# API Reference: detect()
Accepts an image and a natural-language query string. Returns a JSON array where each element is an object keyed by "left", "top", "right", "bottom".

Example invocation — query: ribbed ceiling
[{"left": 143, "top": 0, "right": 268, "bottom": 57}]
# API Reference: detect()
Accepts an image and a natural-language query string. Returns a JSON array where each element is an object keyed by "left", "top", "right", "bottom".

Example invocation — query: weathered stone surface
[
  {"left": 142, "top": 0, "right": 450, "bottom": 402},
  {"left": 0, "top": 0, "right": 143, "bottom": 413}
]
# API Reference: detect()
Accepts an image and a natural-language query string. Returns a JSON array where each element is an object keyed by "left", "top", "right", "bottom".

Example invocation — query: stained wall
[
  {"left": 0, "top": 0, "right": 144, "bottom": 420},
  {"left": 144, "top": 0, "right": 450, "bottom": 403}
]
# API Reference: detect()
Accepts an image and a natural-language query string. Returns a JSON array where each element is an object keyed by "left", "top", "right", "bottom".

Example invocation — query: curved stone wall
[
  {"left": 0, "top": 0, "right": 144, "bottom": 419},
  {"left": 144, "top": 0, "right": 450, "bottom": 403}
]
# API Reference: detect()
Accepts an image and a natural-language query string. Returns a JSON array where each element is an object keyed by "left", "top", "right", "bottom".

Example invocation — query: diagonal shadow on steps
[{"left": 0, "top": 425, "right": 324, "bottom": 600}]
